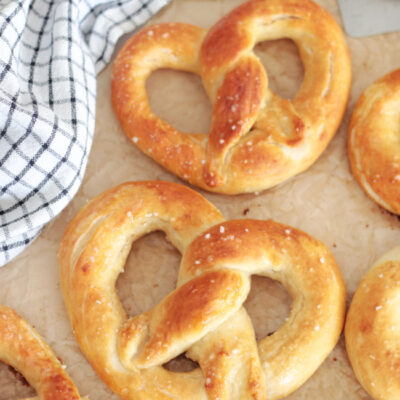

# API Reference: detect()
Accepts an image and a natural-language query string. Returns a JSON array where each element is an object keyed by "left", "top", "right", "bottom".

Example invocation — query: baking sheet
[{"left": 1, "top": 0, "right": 400, "bottom": 398}]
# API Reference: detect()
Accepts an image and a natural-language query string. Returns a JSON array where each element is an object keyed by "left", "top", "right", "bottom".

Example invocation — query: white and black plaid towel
[{"left": 0, "top": 0, "right": 170, "bottom": 266}]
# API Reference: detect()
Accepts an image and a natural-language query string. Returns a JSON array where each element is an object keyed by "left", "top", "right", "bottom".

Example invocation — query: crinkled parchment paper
[{"left": 1, "top": 0, "right": 400, "bottom": 398}]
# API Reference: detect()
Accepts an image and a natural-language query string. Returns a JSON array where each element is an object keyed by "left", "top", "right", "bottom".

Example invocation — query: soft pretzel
[
  {"left": 345, "top": 246, "right": 400, "bottom": 400},
  {"left": 348, "top": 68, "right": 400, "bottom": 214},
  {"left": 59, "top": 181, "right": 346, "bottom": 399},
  {"left": 111, "top": 0, "right": 351, "bottom": 194},
  {"left": 0, "top": 305, "right": 85, "bottom": 400}
]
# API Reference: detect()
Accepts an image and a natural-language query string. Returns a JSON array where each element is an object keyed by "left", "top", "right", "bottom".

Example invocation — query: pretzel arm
[
  {"left": 204, "top": 56, "right": 267, "bottom": 187},
  {"left": 0, "top": 306, "right": 84, "bottom": 400},
  {"left": 118, "top": 269, "right": 249, "bottom": 369},
  {"left": 188, "top": 308, "right": 267, "bottom": 400}
]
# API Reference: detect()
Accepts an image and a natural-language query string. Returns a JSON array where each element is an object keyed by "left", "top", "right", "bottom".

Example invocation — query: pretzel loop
[
  {"left": 180, "top": 219, "right": 346, "bottom": 399},
  {"left": 199, "top": 0, "right": 348, "bottom": 188},
  {"left": 60, "top": 182, "right": 227, "bottom": 399},
  {"left": 112, "top": 0, "right": 351, "bottom": 194}
]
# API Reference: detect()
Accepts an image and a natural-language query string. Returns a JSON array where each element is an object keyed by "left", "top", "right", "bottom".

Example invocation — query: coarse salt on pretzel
[
  {"left": 59, "top": 180, "right": 346, "bottom": 399},
  {"left": 111, "top": 0, "right": 351, "bottom": 194},
  {"left": 348, "top": 69, "right": 400, "bottom": 214},
  {"left": 0, "top": 305, "right": 85, "bottom": 400},
  {"left": 345, "top": 246, "right": 400, "bottom": 400}
]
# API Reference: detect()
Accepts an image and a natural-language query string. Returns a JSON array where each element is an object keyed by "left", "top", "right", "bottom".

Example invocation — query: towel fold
[{"left": 0, "top": 0, "right": 170, "bottom": 266}]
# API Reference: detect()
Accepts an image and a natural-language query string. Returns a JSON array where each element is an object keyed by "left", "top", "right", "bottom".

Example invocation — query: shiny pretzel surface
[
  {"left": 348, "top": 68, "right": 400, "bottom": 214},
  {"left": 112, "top": 0, "right": 351, "bottom": 194},
  {"left": 345, "top": 246, "right": 400, "bottom": 400},
  {"left": 59, "top": 181, "right": 346, "bottom": 400},
  {"left": 0, "top": 305, "right": 85, "bottom": 400}
]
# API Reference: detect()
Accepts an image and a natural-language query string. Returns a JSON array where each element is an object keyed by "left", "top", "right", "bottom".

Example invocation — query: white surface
[{"left": 338, "top": 0, "right": 400, "bottom": 37}]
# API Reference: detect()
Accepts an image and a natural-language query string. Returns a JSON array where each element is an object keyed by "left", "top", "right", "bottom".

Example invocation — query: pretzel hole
[
  {"left": 116, "top": 231, "right": 201, "bottom": 372},
  {"left": 0, "top": 363, "right": 36, "bottom": 400},
  {"left": 146, "top": 69, "right": 212, "bottom": 134},
  {"left": 116, "top": 231, "right": 181, "bottom": 316},
  {"left": 254, "top": 39, "right": 304, "bottom": 100},
  {"left": 244, "top": 276, "right": 291, "bottom": 340},
  {"left": 163, "top": 353, "right": 199, "bottom": 373}
]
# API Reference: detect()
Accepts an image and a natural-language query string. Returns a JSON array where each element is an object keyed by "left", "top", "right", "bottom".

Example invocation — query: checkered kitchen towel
[{"left": 0, "top": 0, "right": 170, "bottom": 266}]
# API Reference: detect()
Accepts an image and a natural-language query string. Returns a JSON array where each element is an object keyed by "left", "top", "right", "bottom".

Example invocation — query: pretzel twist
[
  {"left": 348, "top": 69, "right": 400, "bottom": 214},
  {"left": 0, "top": 306, "right": 85, "bottom": 400},
  {"left": 59, "top": 181, "right": 346, "bottom": 400},
  {"left": 345, "top": 246, "right": 400, "bottom": 400},
  {"left": 112, "top": 0, "right": 351, "bottom": 194}
]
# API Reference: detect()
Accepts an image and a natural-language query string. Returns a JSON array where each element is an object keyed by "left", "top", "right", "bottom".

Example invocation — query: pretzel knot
[
  {"left": 59, "top": 181, "right": 346, "bottom": 400},
  {"left": 111, "top": 0, "right": 351, "bottom": 194},
  {"left": 0, "top": 306, "right": 85, "bottom": 400}
]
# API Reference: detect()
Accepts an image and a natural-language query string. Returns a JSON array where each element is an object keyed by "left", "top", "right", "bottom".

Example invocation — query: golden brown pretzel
[
  {"left": 112, "top": 0, "right": 351, "bottom": 194},
  {"left": 348, "top": 69, "right": 400, "bottom": 214},
  {"left": 345, "top": 246, "right": 400, "bottom": 400},
  {"left": 0, "top": 305, "right": 85, "bottom": 400},
  {"left": 59, "top": 181, "right": 346, "bottom": 399}
]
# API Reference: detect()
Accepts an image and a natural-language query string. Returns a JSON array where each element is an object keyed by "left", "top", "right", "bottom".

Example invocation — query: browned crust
[
  {"left": 348, "top": 68, "right": 400, "bottom": 214},
  {"left": 181, "top": 219, "right": 346, "bottom": 399},
  {"left": 0, "top": 306, "right": 83, "bottom": 400},
  {"left": 345, "top": 247, "right": 400, "bottom": 399},
  {"left": 59, "top": 181, "right": 225, "bottom": 399},
  {"left": 59, "top": 183, "right": 345, "bottom": 399},
  {"left": 112, "top": 0, "right": 351, "bottom": 194}
]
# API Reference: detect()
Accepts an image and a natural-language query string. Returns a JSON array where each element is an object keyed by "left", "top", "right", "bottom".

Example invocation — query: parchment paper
[{"left": 1, "top": 0, "right": 400, "bottom": 398}]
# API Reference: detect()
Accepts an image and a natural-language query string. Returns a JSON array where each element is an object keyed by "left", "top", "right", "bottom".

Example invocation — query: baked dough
[
  {"left": 112, "top": 0, "right": 351, "bottom": 194},
  {"left": 345, "top": 246, "right": 400, "bottom": 400},
  {"left": 59, "top": 181, "right": 346, "bottom": 399},
  {"left": 348, "top": 68, "right": 400, "bottom": 214},
  {"left": 0, "top": 305, "right": 85, "bottom": 400}
]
